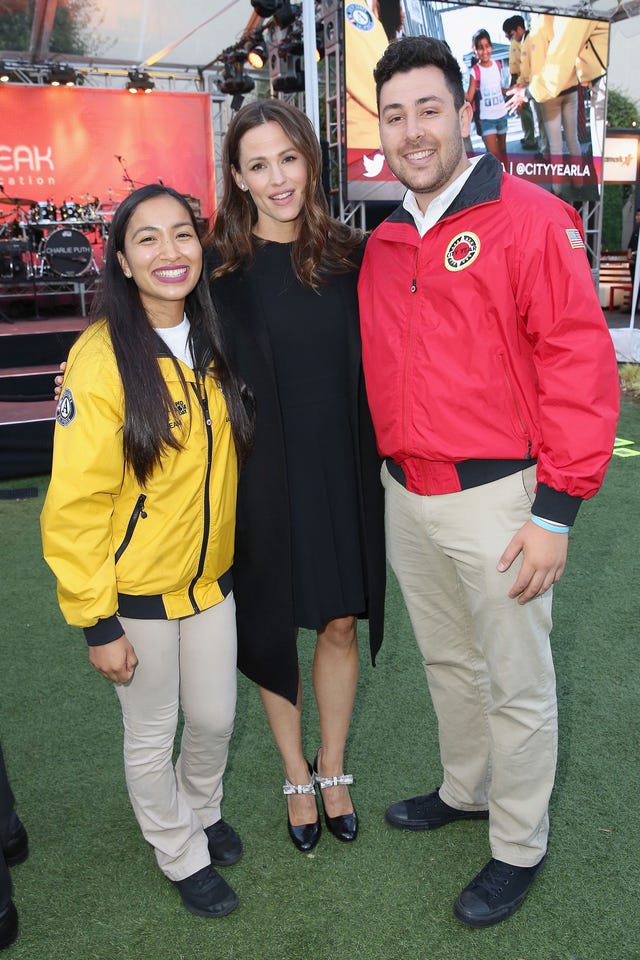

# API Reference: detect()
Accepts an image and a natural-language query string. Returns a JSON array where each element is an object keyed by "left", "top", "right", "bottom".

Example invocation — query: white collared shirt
[{"left": 402, "top": 154, "right": 485, "bottom": 238}]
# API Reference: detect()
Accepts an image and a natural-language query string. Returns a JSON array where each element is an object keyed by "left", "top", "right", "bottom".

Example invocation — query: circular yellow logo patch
[{"left": 444, "top": 232, "right": 481, "bottom": 272}]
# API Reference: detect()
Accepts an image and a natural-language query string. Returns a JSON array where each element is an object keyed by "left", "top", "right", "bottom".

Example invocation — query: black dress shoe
[
  {"left": 205, "top": 819, "right": 243, "bottom": 866},
  {"left": 313, "top": 754, "right": 358, "bottom": 843},
  {"left": 453, "top": 856, "right": 546, "bottom": 928},
  {"left": 283, "top": 764, "right": 320, "bottom": 852},
  {"left": 0, "top": 902, "right": 18, "bottom": 950},
  {"left": 385, "top": 790, "right": 489, "bottom": 831},
  {"left": 3, "top": 814, "right": 28, "bottom": 867},
  {"left": 173, "top": 864, "right": 239, "bottom": 918}
]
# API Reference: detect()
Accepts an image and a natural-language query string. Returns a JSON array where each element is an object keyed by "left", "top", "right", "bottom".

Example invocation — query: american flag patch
[{"left": 566, "top": 228, "right": 585, "bottom": 249}]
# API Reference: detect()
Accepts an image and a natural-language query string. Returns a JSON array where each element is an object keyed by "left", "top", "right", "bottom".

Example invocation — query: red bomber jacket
[{"left": 358, "top": 153, "right": 620, "bottom": 525}]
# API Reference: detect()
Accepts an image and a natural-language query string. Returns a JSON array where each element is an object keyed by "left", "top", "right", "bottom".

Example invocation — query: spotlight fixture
[
  {"left": 127, "top": 69, "right": 155, "bottom": 94},
  {"left": 218, "top": 49, "right": 255, "bottom": 97},
  {"left": 0, "top": 62, "right": 10, "bottom": 83},
  {"left": 315, "top": 21, "right": 325, "bottom": 62},
  {"left": 250, "top": 0, "right": 299, "bottom": 28},
  {"left": 48, "top": 63, "right": 78, "bottom": 87},
  {"left": 246, "top": 32, "right": 267, "bottom": 70},
  {"left": 271, "top": 18, "right": 305, "bottom": 92}
]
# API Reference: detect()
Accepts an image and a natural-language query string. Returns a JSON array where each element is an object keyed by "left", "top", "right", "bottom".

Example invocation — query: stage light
[
  {"left": 48, "top": 63, "right": 78, "bottom": 87},
  {"left": 246, "top": 33, "right": 267, "bottom": 70},
  {"left": 250, "top": 0, "right": 299, "bottom": 28},
  {"left": 218, "top": 49, "right": 255, "bottom": 108},
  {"left": 0, "top": 62, "right": 10, "bottom": 83},
  {"left": 315, "top": 22, "right": 325, "bottom": 62},
  {"left": 127, "top": 69, "right": 155, "bottom": 94}
]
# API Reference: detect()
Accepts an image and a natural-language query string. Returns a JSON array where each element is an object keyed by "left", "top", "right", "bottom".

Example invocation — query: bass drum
[{"left": 43, "top": 228, "right": 92, "bottom": 277}]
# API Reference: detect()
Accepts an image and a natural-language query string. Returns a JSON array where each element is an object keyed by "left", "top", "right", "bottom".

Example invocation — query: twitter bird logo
[{"left": 363, "top": 153, "right": 385, "bottom": 178}]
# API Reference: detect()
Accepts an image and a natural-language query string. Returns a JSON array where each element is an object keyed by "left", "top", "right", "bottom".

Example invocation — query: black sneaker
[
  {"left": 0, "top": 902, "right": 18, "bottom": 950},
  {"left": 454, "top": 856, "right": 546, "bottom": 928},
  {"left": 205, "top": 820, "right": 243, "bottom": 866},
  {"left": 173, "top": 865, "right": 239, "bottom": 918},
  {"left": 385, "top": 790, "right": 489, "bottom": 831},
  {"left": 3, "top": 813, "right": 28, "bottom": 867}
]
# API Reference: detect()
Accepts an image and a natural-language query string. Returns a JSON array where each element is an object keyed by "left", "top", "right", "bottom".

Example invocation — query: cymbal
[{"left": 0, "top": 195, "right": 35, "bottom": 206}]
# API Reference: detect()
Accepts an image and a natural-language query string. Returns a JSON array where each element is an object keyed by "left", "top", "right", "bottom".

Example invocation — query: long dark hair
[
  {"left": 91, "top": 183, "right": 253, "bottom": 485},
  {"left": 206, "top": 99, "right": 363, "bottom": 289}
]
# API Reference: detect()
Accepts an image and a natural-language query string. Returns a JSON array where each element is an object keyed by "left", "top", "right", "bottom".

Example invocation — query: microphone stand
[{"left": 116, "top": 156, "right": 137, "bottom": 192}]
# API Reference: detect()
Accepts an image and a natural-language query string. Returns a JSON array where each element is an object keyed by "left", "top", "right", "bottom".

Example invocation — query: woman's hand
[
  {"left": 89, "top": 634, "right": 139, "bottom": 683},
  {"left": 54, "top": 360, "right": 67, "bottom": 400}
]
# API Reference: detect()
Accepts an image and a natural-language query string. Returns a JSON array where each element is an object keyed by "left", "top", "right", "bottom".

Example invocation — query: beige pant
[
  {"left": 382, "top": 464, "right": 556, "bottom": 867},
  {"left": 115, "top": 593, "right": 237, "bottom": 881}
]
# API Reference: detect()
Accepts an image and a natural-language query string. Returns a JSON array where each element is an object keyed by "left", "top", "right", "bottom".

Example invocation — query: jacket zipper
[
  {"left": 188, "top": 379, "right": 214, "bottom": 613},
  {"left": 114, "top": 494, "right": 147, "bottom": 564},
  {"left": 403, "top": 247, "right": 420, "bottom": 451},
  {"left": 498, "top": 352, "right": 532, "bottom": 457}
]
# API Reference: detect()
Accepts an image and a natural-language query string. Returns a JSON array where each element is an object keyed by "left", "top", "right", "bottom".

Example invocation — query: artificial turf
[{"left": 1, "top": 396, "right": 638, "bottom": 960}]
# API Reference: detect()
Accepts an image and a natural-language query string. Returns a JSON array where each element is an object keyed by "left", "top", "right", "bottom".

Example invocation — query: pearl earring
[{"left": 241, "top": 183, "right": 248, "bottom": 191}]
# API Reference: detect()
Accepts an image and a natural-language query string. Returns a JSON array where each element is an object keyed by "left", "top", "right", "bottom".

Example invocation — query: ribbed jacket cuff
[
  {"left": 532, "top": 483, "right": 582, "bottom": 526},
  {"left": 84, "top": 615, "right": 123, "bottom": 646}
]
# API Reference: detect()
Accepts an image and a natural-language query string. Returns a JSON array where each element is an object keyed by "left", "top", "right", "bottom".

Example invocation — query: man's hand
[
  {"left": 89, "top": 634, "right": 138, "bottom": 683},
  {"left": 505, "top": 86, "right": 527, "bottom": 115},
  {"left": 497, "top": 520, "right": 568, "bottom": 604}
]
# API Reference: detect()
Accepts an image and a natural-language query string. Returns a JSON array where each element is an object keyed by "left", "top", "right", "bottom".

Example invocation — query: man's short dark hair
[
  {"left": 374, "top": 36, "right": 465, "bottom": 112},
  {"left": 502, "top": 16, "right": 516, "bottom": 33},
  {"left": 511, "top": 15, "right": 526, "bottom": 31}
]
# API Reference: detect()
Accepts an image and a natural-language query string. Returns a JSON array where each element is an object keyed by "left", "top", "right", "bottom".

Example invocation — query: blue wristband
[{"left": 531, "top": 515, "right": 570, "bottom": 534}]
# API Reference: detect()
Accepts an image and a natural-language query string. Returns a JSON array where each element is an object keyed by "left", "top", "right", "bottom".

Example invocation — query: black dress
[
  {"left": 251, "top": 241, "right": 366, "bottom": 629},
  {"left": 208, "top": 241, "right": 386, "bottom": 705}
]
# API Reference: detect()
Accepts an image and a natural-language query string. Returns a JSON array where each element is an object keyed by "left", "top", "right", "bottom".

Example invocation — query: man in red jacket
[{"left": 358, "top": 36, "right": 619, "bottom": 928}]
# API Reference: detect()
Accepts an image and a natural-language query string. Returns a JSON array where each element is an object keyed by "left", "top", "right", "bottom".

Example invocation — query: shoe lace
[{"left": 476, "top": 860, "right": 516, "bottom": 899}]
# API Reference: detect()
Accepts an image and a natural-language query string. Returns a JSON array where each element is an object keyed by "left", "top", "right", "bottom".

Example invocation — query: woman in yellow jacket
[{"left": 40, "top": 184, "right": 253, "bottom": 920}]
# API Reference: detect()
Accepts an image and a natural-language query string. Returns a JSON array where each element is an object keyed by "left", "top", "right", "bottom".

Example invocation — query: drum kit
[{"left": 0, "top": 192, "right": 118, "bottom": 283}]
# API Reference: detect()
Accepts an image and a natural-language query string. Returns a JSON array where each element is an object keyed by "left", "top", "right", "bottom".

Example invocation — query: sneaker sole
[
  {"left": 384, "top": 809, "right": 489, "bottom": 831},
  {"left": 453, "top": 890, "right": 529, "bottom": 928}
]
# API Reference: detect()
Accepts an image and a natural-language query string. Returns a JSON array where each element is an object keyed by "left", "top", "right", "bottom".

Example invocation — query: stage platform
[{"left": 1, "top": 313, "right": 88, "bottom": 478}]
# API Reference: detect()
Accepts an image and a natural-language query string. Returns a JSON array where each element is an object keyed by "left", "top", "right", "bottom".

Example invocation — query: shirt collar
[{"left": 402, "top": 154, "right": 485, "bottom": 237}]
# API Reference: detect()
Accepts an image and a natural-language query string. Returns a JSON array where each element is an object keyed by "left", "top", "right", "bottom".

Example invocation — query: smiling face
[
  {"left": 231, "top": 120, "right": 308, "bottom": 242},
  {"left": 117, "top": 194, "right": 202, "bottom": 327},
  {"left": 378, "top": 65, "right": 472, "bottom": 213},
  {"left": 474, "top": 36, "right": 493, "bottom": 64}
]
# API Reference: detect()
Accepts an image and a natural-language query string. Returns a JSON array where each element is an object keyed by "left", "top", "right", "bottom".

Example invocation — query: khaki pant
[
  {"left": 115, "top": 593, "right": 237, "bottom": 881},
  {"left": 382, "top": 464, "right": 556, "bottom": 867}
]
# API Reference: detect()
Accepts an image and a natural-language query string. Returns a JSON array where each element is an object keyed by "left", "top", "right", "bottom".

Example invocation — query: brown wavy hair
[{"left": 206, "top": 99, "right": 363, "bottom": 289}]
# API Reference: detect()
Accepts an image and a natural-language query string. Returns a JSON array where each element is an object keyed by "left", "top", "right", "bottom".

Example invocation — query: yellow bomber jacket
[{"left": 41, "top": 320, "right": 238, "bottom": 645}]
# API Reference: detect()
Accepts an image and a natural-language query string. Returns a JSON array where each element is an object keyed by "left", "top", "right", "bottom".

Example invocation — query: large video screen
[{"left": 344, "top": 0, "right": 609, "bottom": 203}]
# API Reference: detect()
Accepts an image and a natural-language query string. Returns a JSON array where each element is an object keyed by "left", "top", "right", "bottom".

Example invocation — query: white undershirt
[
  {"left": 154, "top": 314, "right": 193, "bottom": 369},
  {"left": 402, "top": 155, "right": 484, "bottom": 237}
]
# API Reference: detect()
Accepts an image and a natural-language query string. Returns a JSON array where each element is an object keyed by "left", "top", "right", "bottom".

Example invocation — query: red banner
[{"left": 0, "top": 86, "right": 215, "bottom": 217}]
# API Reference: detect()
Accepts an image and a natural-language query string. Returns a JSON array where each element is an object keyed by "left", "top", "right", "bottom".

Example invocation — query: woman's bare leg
[
  {"left": 313, "top": 616, "right": 359, "bottom": 817},
  {"left": 260, "top": 678, "right": 317, "bottom": 827}
]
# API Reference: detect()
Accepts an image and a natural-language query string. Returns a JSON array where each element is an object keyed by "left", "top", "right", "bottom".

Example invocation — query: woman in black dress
[{"left": 206, "top": 100, "right": 385, "bottom": 853}]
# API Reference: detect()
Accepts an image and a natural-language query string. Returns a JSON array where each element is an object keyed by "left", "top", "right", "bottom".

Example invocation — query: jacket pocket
[
  {"left": 115, "top": 494, "right": 147, "bottom": 564},
  {"left": 498, "top": 352, "right": 532, "bottom": 456}
]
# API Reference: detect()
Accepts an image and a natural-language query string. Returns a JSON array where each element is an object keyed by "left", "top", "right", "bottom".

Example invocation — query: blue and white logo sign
[{"left": 346, "top": 2, "right": 375, "bottom": 31}]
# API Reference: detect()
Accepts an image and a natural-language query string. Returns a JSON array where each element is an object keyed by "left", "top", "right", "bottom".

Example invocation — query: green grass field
[{"left": 2, "top": 397, "right": 639, "bottom": 960}]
